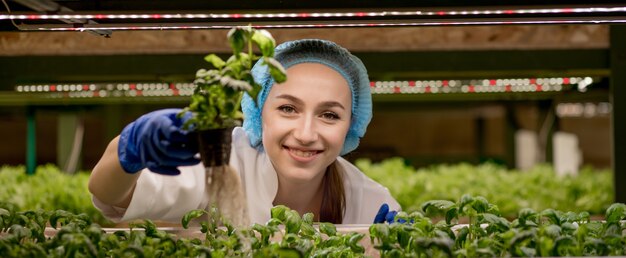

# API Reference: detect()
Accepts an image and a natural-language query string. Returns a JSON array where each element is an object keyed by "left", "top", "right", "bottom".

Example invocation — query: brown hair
[{"left": 319, "top": 161, "right": 346, "bottom": 223}]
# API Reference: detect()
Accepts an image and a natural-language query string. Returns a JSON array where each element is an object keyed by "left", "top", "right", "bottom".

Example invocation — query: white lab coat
[{"left": 93, "top": 127, "right": 400, "bottom": 225}]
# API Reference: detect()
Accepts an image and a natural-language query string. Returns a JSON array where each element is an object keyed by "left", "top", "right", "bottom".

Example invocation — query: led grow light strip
[
  {"left": 1, "top": 6, "right": 625, "bottom": 20},
  {"left": 14, "top": 77, "right": 590, "bottom": 99},
  {"left": 14, "top": 18, "right": 626, "bottom": 32}
]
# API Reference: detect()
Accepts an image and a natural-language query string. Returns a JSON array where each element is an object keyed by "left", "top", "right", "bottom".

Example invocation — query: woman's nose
[{"left": 293, "top": 116, "right": 318, "bottom": 144}]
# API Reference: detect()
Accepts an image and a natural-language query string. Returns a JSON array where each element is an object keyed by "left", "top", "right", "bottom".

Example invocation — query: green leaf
[
  {"left": 605, "top": 203, "right": 626, "bottom": 223},
  {"left": 541, "top": 209, "right": 561, "bottom": 226},
  {"left": 369, "top": 223, "right": 389, "bottom": 240},
  {"left": 302, "top": 213, "right": 314, "bottom": 225},
  {"left": 445, "top": 206, "right": 458, "bottom": 224},
  {"left": 517, "top": 208, "right": 537, "bottom": 227},
  {"left": 300, "top": 223, "right": 317, "bottom": 237},
  {"left": 181, "top": 209, "right": 206, "bottom": 229},
  {"left": 285, "top": 210, "right": 302, "bottom": 234},
  {"left": 203, "top": 54, "right": 226, "bottom": 69},
  {"left": 319, "top": 222, "right": 336, "bottom": 237},
  {"left": 554, "top": 236, "right": 577, "bottom": 256},
  {"left": 271, "top": 205, "right": 288, "bottom": 221},
  {"left": 227, "top": 27, "right": 246, "bottom": 55},
  {"left": 276, "top": 247, "right": 302, "bottom": 258},
  {"left": 479, "top": 213, "right": 510, "bottom": 232},
  {"left": 542, "top": 224, "right": 562, "bottom": 238},
  {"left": 421, "top": 200, "right": 455, "bottom": 216},
  {"left": 251, "top": 30, "right": 276, "bottom": 57},
  {"left": 264, "top": 57, "right": 287, "bottom": 83},
  {"left": 471, "top": 196, "right": 490, "bottom": 214}
]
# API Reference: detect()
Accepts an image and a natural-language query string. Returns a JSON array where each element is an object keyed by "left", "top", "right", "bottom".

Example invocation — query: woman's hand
[
  {"left": 373, "top": 203, "right": 398, "bottom": 224},
  {"left": 118, "top": 108, "right": 200, "bottom": 175}
]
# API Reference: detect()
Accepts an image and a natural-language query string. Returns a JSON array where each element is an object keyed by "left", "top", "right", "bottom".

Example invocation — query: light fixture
[{"left": 1, "top": 5, "right": 625, "bottom": 32}]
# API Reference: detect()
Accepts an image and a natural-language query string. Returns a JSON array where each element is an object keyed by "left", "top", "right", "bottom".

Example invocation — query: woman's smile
[{"left": 284, "top": 146, "right": 323, "bottom": 163}]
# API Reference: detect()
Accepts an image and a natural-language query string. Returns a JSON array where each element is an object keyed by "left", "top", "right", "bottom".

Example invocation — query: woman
[{"left": 88, "top": 39, "right": 400, "bottom": 225}]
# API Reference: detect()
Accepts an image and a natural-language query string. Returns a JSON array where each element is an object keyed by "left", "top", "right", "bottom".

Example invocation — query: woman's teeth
[{"left": 290, "top": 149, "right": 316, "bottom": 157}]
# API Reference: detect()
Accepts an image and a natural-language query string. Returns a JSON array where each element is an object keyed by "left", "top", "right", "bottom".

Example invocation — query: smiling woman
[
  {"left": 88, "top": 37, "right": 400, "bottom": 226},
  {"left": 262, "top": 63, "right": 353, "bottom": 222}
]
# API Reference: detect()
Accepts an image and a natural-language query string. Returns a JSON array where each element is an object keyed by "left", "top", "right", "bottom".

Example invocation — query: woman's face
[{"left": 261, "top": 63, "right": 352, "bottom": 184}]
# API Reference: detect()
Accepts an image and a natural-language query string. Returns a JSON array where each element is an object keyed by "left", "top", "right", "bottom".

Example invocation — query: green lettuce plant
[{"left": 180, "top": 26, "right": 286, "bottom": 130}]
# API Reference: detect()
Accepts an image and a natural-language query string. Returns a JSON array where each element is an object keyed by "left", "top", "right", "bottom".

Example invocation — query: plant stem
[{"left": 248, "top": 31, "right": 253, "bottom": 70}]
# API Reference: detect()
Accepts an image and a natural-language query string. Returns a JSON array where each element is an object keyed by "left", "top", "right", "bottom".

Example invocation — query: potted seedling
[{"left": 179, "top": 26, "right": 287, "bottom": 227}]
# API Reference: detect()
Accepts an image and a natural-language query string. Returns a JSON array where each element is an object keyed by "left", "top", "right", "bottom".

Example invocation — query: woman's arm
[{"left": 88, "top": 136, "right": 140, "bottom": 208}]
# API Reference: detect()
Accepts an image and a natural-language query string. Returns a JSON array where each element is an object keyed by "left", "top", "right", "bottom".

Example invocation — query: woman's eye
[
  {"left": 278, "top": 105, "right": 296, "bottom": 114},
  {"left": 321, "top": 112, "right": 340, "bottom": 120}
]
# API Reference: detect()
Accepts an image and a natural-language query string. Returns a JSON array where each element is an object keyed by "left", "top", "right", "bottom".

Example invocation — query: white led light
[
  {"left": 36, "top": 85, "right": 43, "bottom": 92},
  {"left": 16, "top": 86, "right": 23, "bottom": 92},
  {"left": 597, "top": 102, "right": 612, "bottom": 114},
  {"left": 63, "top": 85, "right": 70, "bottom": 91},
  {"left": 461, "top": 85, "right": 469, "bottom": 93},
  {"left": 449, "top": 80, "right": 457, "bottom": 87}
]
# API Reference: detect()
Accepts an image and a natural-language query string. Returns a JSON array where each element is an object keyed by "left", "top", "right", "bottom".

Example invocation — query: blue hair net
[{"left": 241, "top": 39, "right": 372, "bottom": 155}]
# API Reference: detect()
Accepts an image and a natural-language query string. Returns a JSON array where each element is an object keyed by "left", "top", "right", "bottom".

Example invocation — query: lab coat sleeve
[{"left": 92, "top": 164, "right": 207, "bottom": 223}]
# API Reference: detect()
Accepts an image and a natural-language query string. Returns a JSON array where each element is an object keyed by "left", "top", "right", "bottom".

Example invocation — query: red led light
[
  {"left": 232, "top": 14, "right": 242, "bottom": 18},
  {"left": 536, "top": 85, "right": 543, "bottom": 91},
  {"left": 394, "top": 86, "right": 401, "bottom": 93},
  {"left": 425, "top": 86, "right": 431, "bottom": 93},
  {"left": 490, "top": 80, "right": 496, "bottom": 86},
  {"left": 95, "top": 14, "right": 105, "bottom": 19},
  {"left": 170, "top": 83, "right": 176, "bottom": 89},
  {"left": 468, "top": 85, "right": 475, "bottom": 93},
  {"left": 442, "top": 80, "right": 448, "bottom": 87},
  {"left": 437, "top": 11, "right": 446, "bottom": 15},
  {"left": 563, "top": 77, "right": 570, "bottom": 84},
  {"left": 28, "top": 15, "right": 37, "bottom": 20},
  {"left": 530, "top": 78, "right": 536, "bottom": 85},
  {"left": 130, "top": 83, "right": 136, "bottom": 90},
  {"left": 299, "top": 13, "right": 309, "bottom": 18},
  {"left": 409, "top": 81, "right": 416, "bottom": 87},
  {"left": 504, "top": 10, "right": 514, "bottom": 14},
  {"left": 151, "top": 14, "right": 161, "bottom": 19},
  {"left": 505, "top": 85, "right": 512, "bottom": 92},
  {"left": 355, "top": 12, "right": 366, "bottom": 17},
  {"left": 83, "top": 85, "right": 89, "bottom": 90},
  {"left": 50, "top": 85, "right": 56, "bottom": 91}
]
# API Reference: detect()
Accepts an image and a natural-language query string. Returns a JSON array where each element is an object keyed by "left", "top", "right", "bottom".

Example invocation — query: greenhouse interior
[{"left": 1, "top": 0, "right": 626, "bottom": 257}]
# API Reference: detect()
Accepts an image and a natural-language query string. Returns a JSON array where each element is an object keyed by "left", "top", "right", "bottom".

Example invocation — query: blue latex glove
[
  {"left": 373, "top": 203, "right": 398, "bottom": 224},
  {"left": 118, "top": 108, "right": 200, "bottom": 175}
]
